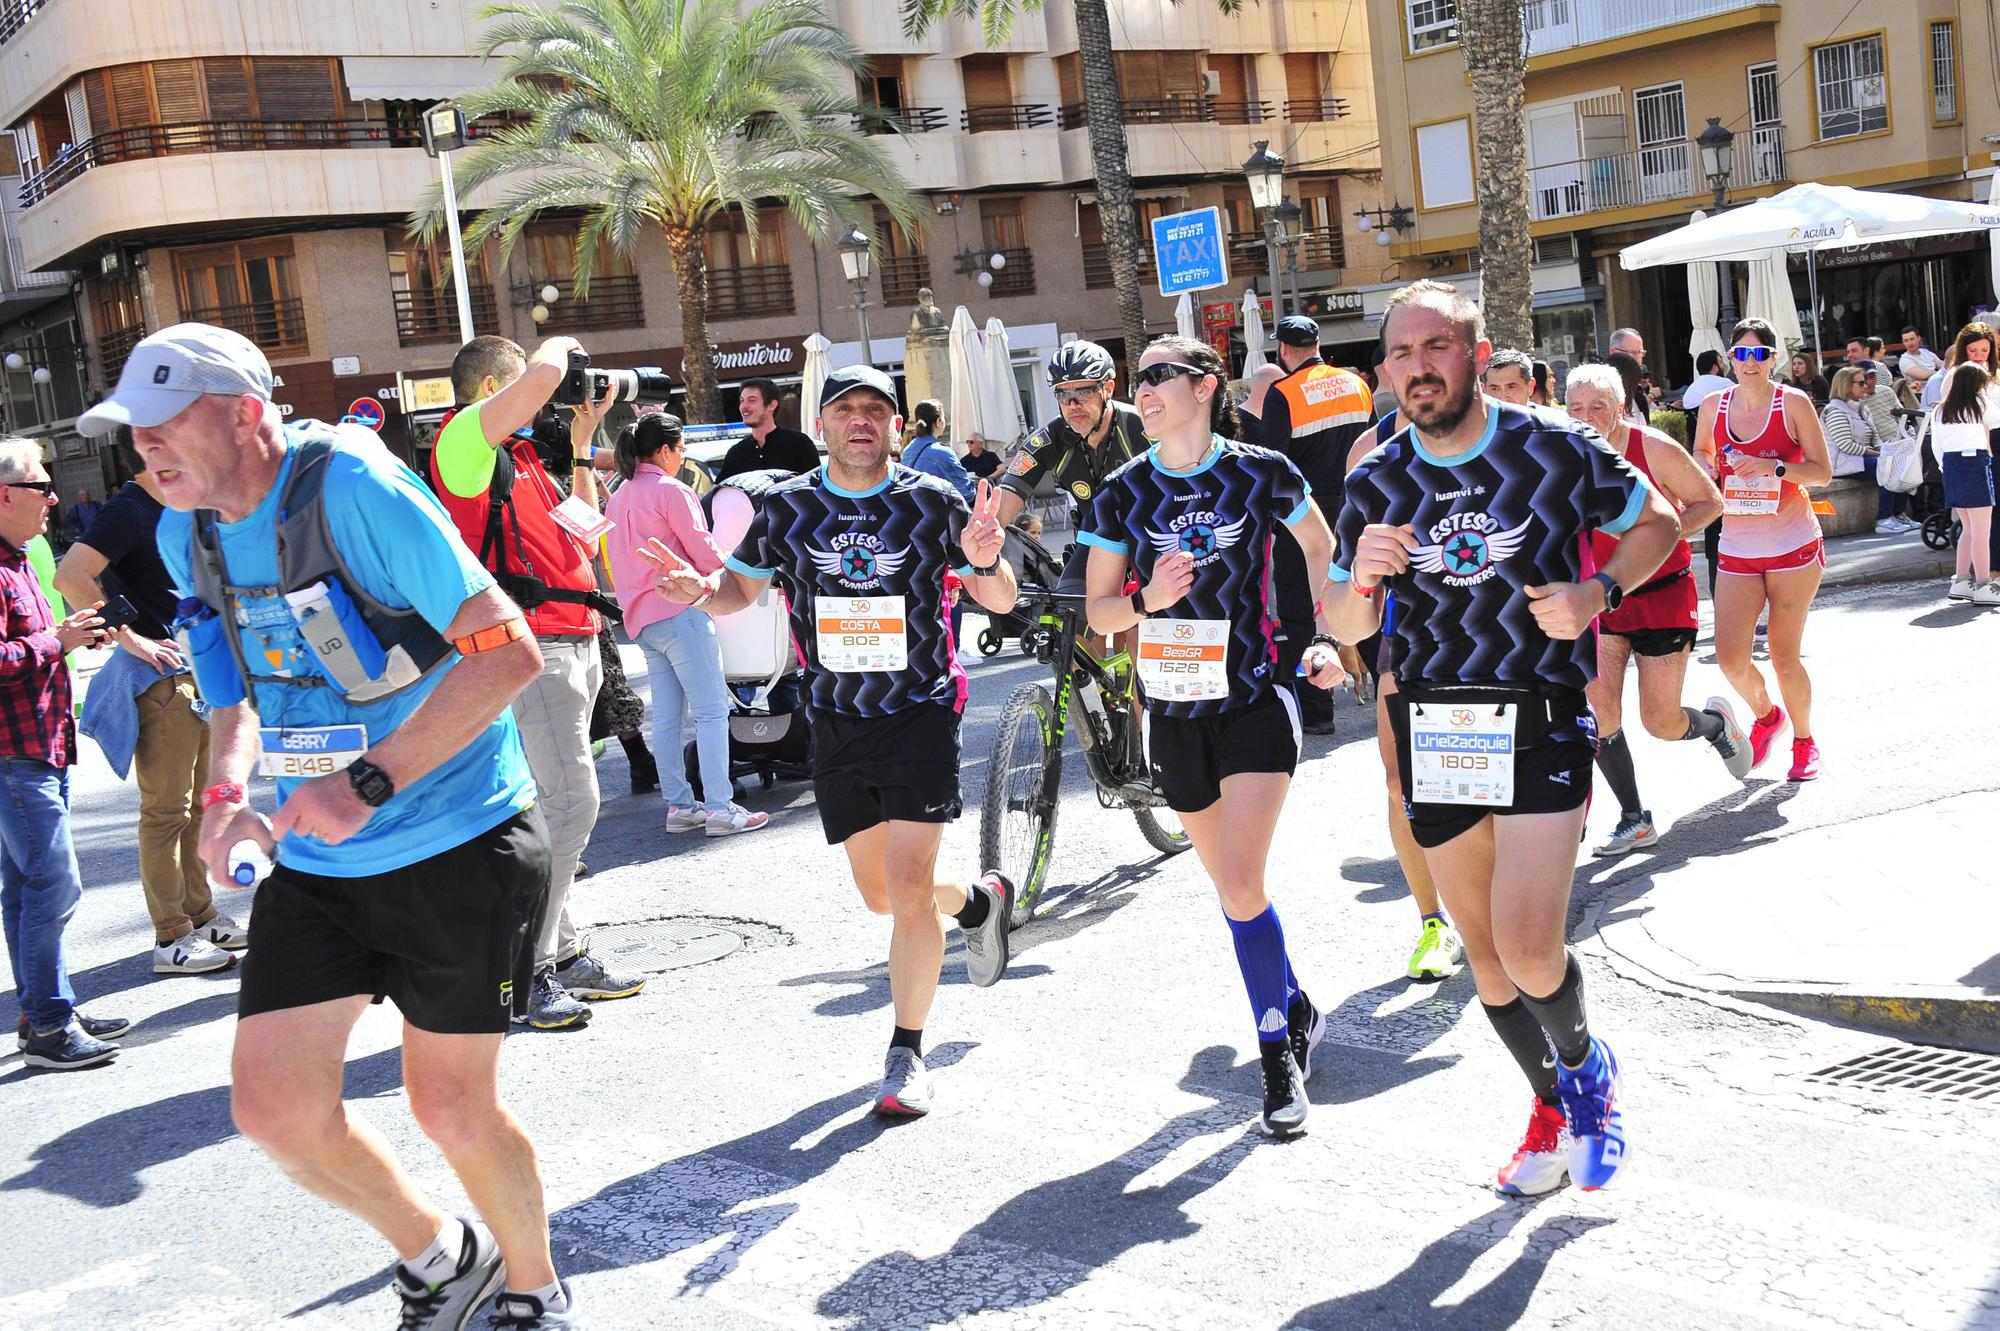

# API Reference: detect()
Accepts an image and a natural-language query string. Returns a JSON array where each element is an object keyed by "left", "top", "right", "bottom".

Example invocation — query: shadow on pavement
[
  {"left": 1303, "top": 973, "right": 1476, "bottom": 1103},
  {"left": 1341, "top": 853, "right": 1414, "bottom": 904},
  {"left": 814, "top": 1045, "right": 1265, "bottom": 1330},
  {"left": 1, "top": 1045, "right": 402, "bottom": 1208},
  {"left": 1283, "top": 1203, "right": 1614, "bottom": 1330},
  {"left": 1570, "top": 778, "right": 1803, "bottom": 935},
  {"left": 779, "top": 954, "right": 1056, "bottom": 1019},
  {"left": 1006, "top": 855, "right": 1160, "bottom": 956},
  {"left": 1908, "top": 602, "right": 1988, "bottom": 630},
  {"left": 1961, "top": 953, "right": 2000, "bottom": 996}
]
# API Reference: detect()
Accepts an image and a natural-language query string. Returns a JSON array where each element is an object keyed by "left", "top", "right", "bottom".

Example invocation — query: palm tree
[
  {"left": 411, "top": 0, "right": 921, "bottom": 424},
  {"left": 903, "top": 0, "right": 1246, "bottom": 383},
  {"left": 1459, "top": 1, "right": 1534, "bottom": 351}
]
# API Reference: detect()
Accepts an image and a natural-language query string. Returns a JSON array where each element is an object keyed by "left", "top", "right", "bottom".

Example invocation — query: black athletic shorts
[
  {"left": 1603, "top": 625, "right": 1697, "bottom": 657},
  {"left": 810, "top": 703, "right": 963, "bottom": 844},
  {"left": 1386, "top": 686, "right": 1596, "bottom": 849},
  {"left": 237, "top": 806, "right": 550, "bottom": 1035},
  {"left": 1146, "top": 686, "right": 1301, "bottom": 813}
]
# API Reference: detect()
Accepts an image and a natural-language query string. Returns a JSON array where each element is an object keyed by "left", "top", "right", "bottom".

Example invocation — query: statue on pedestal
[
  {"left": 902, "top": 287, "right": 953, "bottom": 426},
  {"left": 907, "top": 287, "right": 948, "bottom": 345}
]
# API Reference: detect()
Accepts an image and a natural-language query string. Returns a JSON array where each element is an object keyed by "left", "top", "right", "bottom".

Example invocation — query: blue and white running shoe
[{"left": 1556, "top": 1037, "right": 1629, "bottom": 1191}]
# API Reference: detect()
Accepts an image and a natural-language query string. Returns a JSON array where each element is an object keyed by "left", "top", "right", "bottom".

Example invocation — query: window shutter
[
  {"left": 82, "top": 71, "right": 110, "bottom": 139},
  {"left": 252, "top": 57, "right": 338, "bottom": 119},
  {"left": 151, "top": 60, "right": 204, "bottom": 123},
  {"left": 203, "top": 58, "right": 252, "bottom": 120},
  {"left": 109, "top": 64, "right": 153, "bottom": 128},
  {"left": 1283, "top": 53, "right": 1320, "bottom": 106},
  {"left": 63, "top": 80, "right": 91, "bottom": 143}
]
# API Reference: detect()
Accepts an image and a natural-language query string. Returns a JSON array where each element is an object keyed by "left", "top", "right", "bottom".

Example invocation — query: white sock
[
  {"left": 509, "top": 1278, "right": 567, "bottom": 1313},
  {"left": 401, "top": 1217, "right": 466, "bottom": 1285}
]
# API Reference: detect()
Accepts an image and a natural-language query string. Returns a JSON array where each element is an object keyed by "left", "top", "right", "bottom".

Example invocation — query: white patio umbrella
[
  {"left": 798, "top": 332, "right": 832, "bottom": 441},
  {"left": 1684, "top": 210, "right": 1727, "bottom": 362},
  {"left": 1174, "top": 292, "right": 1199, "bottom": 341},
  {"left": 1988, "top": 171, "right": 2000, "bottom": 309},
  {"left": 1240, "top": 287, "right": 1269, "bottom": 376},
  {"left": 980, "top": 316, "right": 1023, "bottom": 452},
  {"left": 1743, "top": 249, "right": 1804, "bottom": 350},
  {"left": 946, "top": 305, "right": 996, "bottom": 447}
]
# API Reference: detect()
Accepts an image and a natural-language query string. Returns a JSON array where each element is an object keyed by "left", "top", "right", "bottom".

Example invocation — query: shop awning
[{"left": 342, "top": 57, "right": 495, "bottom": 102}]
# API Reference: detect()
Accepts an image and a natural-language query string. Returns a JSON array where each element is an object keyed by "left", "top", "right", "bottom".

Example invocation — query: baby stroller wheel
[
  {"left": 978, "top": 628, "right": 1003, "bottom": 657},
  {"left": 1921, "top": 511, "right": 1956, "bottom": 550}
]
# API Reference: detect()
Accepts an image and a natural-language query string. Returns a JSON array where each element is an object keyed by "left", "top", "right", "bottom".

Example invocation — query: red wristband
[
  {"left": 1351, "top": 577, "right": 1378, "bottom": 597},
  {"left": 201, "top": 783, "right": 247, "bottom": 811}
]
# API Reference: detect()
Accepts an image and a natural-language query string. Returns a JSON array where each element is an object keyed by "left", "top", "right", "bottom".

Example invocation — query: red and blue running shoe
[{"left": 1555, "top": 1037, "right": 1629, "bottom": 1191}]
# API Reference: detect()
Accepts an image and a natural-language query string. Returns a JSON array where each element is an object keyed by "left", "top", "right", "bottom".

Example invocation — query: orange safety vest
[{"left": 1271, "top": 361, "right": 1372, "bottom": 442}]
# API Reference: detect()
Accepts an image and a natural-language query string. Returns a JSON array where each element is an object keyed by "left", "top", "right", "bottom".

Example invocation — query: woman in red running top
[{"left": 1693, "top": 317, "right": 1834, "bottom": 781}]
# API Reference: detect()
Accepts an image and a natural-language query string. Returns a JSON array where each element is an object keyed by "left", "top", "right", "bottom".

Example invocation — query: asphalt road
[{"left": 2, "top": 576, "right": 1996, "bottom": 1331}]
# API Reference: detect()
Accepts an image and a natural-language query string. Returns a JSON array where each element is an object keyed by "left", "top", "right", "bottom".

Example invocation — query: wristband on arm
[
  {"left": 452, "top": 617, "right": 531, "bottom": 656},
  {"left": 201, "top": 783, "right": 247, "bottom": 812}
]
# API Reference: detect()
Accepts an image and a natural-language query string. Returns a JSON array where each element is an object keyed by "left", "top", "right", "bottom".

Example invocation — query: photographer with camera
[{"left": 431, "top": 334, "right": 647, "bottom": 1030}]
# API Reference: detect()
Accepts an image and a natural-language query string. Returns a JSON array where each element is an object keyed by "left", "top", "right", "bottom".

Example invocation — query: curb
[
  {"left": 1717, "top": 988, "right": 2000, "bottom": 1054},
  {"left": 1820, "top": 552, "right": 1955, "bottom": 591}
]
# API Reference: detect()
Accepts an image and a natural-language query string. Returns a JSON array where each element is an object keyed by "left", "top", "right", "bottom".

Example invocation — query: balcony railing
[
  {"left": 1284, "top": 97, "right": 1351, "bottom": 123},
  {"left": 1746, "top": 124, "right": 1787, "bottom": 186},
  {"left": 393, "top": 285, "right": 501, "bottom": 346},
  {"left": 0, "top": 0, "right": 51, "bottom": 45},
  {"left": 985, "top": 246, "right": 1034, "bottom": 296},
  {"left": 184, "top": 298, "right": 306, "bottom": 353},
  {"left": 1524, "top": 0, "right": 1777, "bottom": 57},
  {"left": 524, "top": 273, "right": 645, "bottom": 332},
  {"left": 1227, "top": 236, "right": 1268, "bottom": 277},
  {"left": 860, "top": 106, "right": 948, "bottom": 135},
  {"left": 962, "top": 104, "right": 1054, "bottom": 133},
  {"left": 1292, "top": 227, "right": 1345, "bottom": 272},
  {"left": 879, "top": 254, "right": 931, "bottom": 306},
  {"left": 96, "top": 322, "right": 145, "bottom": 376},
  {"left": 1527, "top": 132, "right": 1788, "bottom": 222},
  {"left": 1059, "top": 97, "right": 1273, "bottom": 130},
  {"left": 707, "top": 264, "right": 794, "bottom": 321},
  {"left": 1082, "top": 241, "right": 1155, "bottom": 290}
]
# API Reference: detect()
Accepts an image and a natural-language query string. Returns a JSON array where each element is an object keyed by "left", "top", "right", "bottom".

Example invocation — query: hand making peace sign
[
  {"left": 637, "top": 539, "right": 715, "bottom": 605},
  {"left": 958, "top": 480, "right": 1006, "bottom": 570}
]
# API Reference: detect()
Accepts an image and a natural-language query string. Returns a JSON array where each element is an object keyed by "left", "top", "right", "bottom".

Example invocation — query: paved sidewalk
[
  {"left": 1591, "top": 793, "right": 2000, "bottom": 1050},
  {"left": 1692, "top": 526, "right": 1955, "bottom": 599}
]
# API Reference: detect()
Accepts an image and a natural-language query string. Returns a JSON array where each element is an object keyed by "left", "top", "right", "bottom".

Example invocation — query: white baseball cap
[{"left": 77, "top": 322, "right": 274, "bottom": 436}]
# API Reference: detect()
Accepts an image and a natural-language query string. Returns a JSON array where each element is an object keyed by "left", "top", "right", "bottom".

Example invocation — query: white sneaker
[
  {"left": 198, "top": 912, "right": 249, "bottom": 951},
  {"left": 1895, "top": 515, "right": 1923, "bottom": 532},
  {"left": 705, "top": 804, "right": 770, "bottom": 837},
  {"left": 1873, "top": 518, "right": 1904, "bottom": 535},
  {"left": 663, "top": 807, "right": 707, "bottom": 834},
  {"left": 1949, "top": 575, "right": 1976, "bottom": 601},
  {"left": 1973, "top": 581, "right": 2000, "bottom": 606},
  {"left": 154, "top": 932, "right": 236, "bottom": 974}
]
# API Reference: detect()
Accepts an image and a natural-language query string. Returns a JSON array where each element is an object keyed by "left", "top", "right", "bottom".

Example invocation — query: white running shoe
[
  {"left": 1973, "top": 581, "right": 2000, "bottom": 607},
  {"left": 198, "top": 912, "right": 249, "bottom": 951},
  {"left": 1496, "top": 1098, "right": 1571, "bottom": 1196},
  {"left": 663, "top": 807, "right": 708, "bottom": 833},
  {"left": 1705, "top": 696, "right": 1753, "bottom": 780},
  {"left": 1948, "top": 575, "right": 1976, "bottom": 601},
  {"left": 1592, "top": 812, "right": 1659, "bottom": 858},
  {"left": 1873, "top": 518, "right": 1905, "bottom": 535},
  {"left": 705, "top": 804, "right": 770, "bottom": 837},
  {"left": 153, "top": 932, "right": 236, "bottom": 974}
]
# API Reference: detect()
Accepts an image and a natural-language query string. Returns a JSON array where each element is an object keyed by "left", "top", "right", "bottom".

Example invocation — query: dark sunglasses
[
  {"left": 1730, "top": 345, "right": 1774, "bottom": 363},
  {"left": 1, "top": 481, "right": 53, "bottom": 496},
  {"left": 1133, "top": 362, "right": 1208, "bottom": 388}
]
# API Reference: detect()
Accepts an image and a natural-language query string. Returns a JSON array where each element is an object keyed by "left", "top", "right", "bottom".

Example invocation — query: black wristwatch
[
  {"left": 1129, "top": 589, "right": 1149, "bottom": 617},
  {"left": 967, "top": 562, "right": 1000, "bottom": 577},
  {"left": 1308, "top": 633, "right": 1339, "bottom": 651},
  {"left": 346, "top": 757, "right": 396, "bottom": 808},
  {"left": 1590, "top": 571, "right": 1624, "bottom": 612}
]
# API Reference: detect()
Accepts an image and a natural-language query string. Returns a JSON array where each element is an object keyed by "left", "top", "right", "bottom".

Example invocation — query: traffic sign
[
  {"left": 1150, "top": 206, "right": 1230, "bottom": 298},
  {"left": 346, "top": 397, "right": 385, "bottom": 431}
]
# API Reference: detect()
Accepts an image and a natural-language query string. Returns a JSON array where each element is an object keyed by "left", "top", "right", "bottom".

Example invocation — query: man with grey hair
[
  {"left": 1608, "top": 327, "right": 1649, "bottom": 420},
  {"left": 0, "top": 436, "right": 125, "bottom": 1068},
  {"left": 81, "top": 323, "right": 581, "bottom": 1327}
]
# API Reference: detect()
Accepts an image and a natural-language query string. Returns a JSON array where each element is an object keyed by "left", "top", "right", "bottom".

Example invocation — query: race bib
[
  {"left": 1722, "top": 470, "right": 1781, "bottom": 516},
  {"left": 549, "top": 493, "right": 614, "bottom": 544},
  {"left": 258, "top": 725, "right": 368, "bottom": 779},
  {"left": 1408, "top": 704, "right": 1515, "bottom": 807},
  {"left": 1137, "top": 618, "right": 1230, "bottom": 702},
  {"left": 815, "top": 596, "right": 907, "bottom": 673}
]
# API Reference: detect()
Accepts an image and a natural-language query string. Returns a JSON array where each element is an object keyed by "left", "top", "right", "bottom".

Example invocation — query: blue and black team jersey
[
  {"left": 1333, "top": 402, "right": 1652, "bottom": 692},
  {"left": 1080, "top": 437, "right": 1312, "bottom": 719},
  {"left": 724, "top": 465, "right": 972, "bottom": 718}
]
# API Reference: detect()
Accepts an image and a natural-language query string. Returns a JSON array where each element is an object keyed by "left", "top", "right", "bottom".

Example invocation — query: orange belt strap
[{"left": 453, "top": 617, "right": 531, "bottom": 656}]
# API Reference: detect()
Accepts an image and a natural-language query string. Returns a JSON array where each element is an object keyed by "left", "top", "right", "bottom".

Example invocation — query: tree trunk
[
  {"left": 1074, "top": 0, "right": 1149, "bottom": 384},
  {"left": 1460, "top": 1, "right": 1535, "bottom": 353},
  {"left": 662, "top": 222, "right": 721, "bottom": 424}
]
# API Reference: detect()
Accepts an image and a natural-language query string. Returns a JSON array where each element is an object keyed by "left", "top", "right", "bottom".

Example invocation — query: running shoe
[
  {"left": 1289, "top": 996, "right": 1326, "bottom": 1082},
  {"left": 875, "top": 1046, "right": 933, "bottom": 1117},
  {"left": 1591, "top": 812, "right": 1659, "bottom": 858},
  {"left": 1259, "top": 1042, "right": 1309, "bottom": 1137},
  {"left": 513, "top": 970, "right": 591, "bottom": 1030},
  {"left": 1496, "top": 1097, "right": 1571, "bottom": 1197},
  {"left": 19, "top": 1019, "right": 118, "bottom": 1070},
  {"left": 1893, "top": 515, "right": 1922, "bottom": 532},
  {"left": 393, "top": 1219, "right": 504, "bottom": 1331},
  {"left": 199, "top": 911, "right": 249, "bottom": 951},
  {"left": 1556, "top": 1037, "right": 1629, "bottom": 1191},
  {"left": 960, "top": 872, "right": 1013, "bottom": 988},
  {"left": 17, "top": 1011, "right": 129, "bottom": 1050},
  {"left": 1948, "top": 575, "right": 1976, "bottom": 601},
  {"left": 1873, "top": 518, "right": 1906, "bottom": 535},
  {"left": 705, "top": 803, "right": 770, "bottom": 837},
  {"left": 1406, "top": 917, "right": 1463, "bottom": 981},
  {"left": 1787, "top": 737, "right": 1822, "bottom": 782},
  {"left": 1747, "top": 705, "right": 1788, "bottom": 771},
  {"left": 1974, "top": 581, "right": 2000, "bottom": 607},
  {"left": 556, "top": 949, "right": 647, "bottom": 1001},
  {"left": 663, "top": 807, "right": 707, "bottom": 833},
  {"left": 1704, "top": 696, "right": 1753, "bottom": 780},
  {"left": 153, "top": 932, "right": 236, "bottom": 974},
  {"left": 486, "top": 1282, "right": 579, "bottom": 1329}
]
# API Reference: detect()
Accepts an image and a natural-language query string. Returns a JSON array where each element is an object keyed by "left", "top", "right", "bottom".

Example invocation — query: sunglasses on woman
[
  {"left": 1132, "top": 362, "right": 1208, "bottom": 388},
  {"left": 1730, "top": 345, "right": 1774, "bottom": 363}
]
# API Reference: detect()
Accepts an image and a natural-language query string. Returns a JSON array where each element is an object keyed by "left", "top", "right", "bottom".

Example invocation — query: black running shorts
[
  {"left": 1603, "top": 625, "right": 1697, "bottom": 657},
  {"left": 1386, "top": 686, "right": 1596, "bottom": 849},
  {"left": 1146, "top": 686, "right": 1301, "bottom": 814},
  {"left": 237, "top": 806, "right": 550, "bottom": 1035},
  {"left": 810, "top": 703, "right": 963, "bottom": 845}
]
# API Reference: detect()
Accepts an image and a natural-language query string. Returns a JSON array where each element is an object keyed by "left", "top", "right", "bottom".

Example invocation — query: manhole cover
[
  {"left": 592, "top": 919, "right": 744, "bottom": 973},
  {"left": 1805, "top": 1044, "right": 2000, "bottom": 1101}
]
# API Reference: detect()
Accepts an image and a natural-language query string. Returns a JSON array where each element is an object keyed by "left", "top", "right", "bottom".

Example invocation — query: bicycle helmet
[{"left": 1046, "top": 340, "right": 1116, "bottom": 387}]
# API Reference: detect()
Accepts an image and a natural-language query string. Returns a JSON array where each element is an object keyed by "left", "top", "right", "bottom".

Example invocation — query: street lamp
[
  {"left": 1274, "top": 200, "right": 1305, "bottom": 315},
  {"left": 1242, "top": 139, "right": 1287, "bottom": 315},
  {"left": 419, "top": 104, "right": 476, "bottom": 345},
  {"left": 1696, "top": 116, "right": 1740, "bottom": 329},
  {"left": 838, "top": 225, "right": 875, "bottom": 368}
]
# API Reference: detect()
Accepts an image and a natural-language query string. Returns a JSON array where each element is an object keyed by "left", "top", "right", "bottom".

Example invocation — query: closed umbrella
[
  {"left": 981, "top": 316, "right": 1023, "bottom": 452},
  {"left": 1988, "top": 171, "right": 1999, "bottom": 307},
  {"left": 1684, "top": 209, "right": 1727, "bottom": 362},
  {"left": 947, "top": 305, "right": 994, "bottom": 447},
  {"left": 1174, "top": 292, "right": 1199, "bottom": 340},
  {"left": 1743, "top": 248, "right": 1804, "bottom": 350},
  {"left": 798, "top": 332, "right": 832, "bottom": 442},
  {"left": 1240, "top": 287, "right": 1268, "bottom": 376}
]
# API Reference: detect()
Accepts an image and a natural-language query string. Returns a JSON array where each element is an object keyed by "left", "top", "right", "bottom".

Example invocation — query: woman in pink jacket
[{"left": 607, "top": 415, "right": 769, "bottom": 836}]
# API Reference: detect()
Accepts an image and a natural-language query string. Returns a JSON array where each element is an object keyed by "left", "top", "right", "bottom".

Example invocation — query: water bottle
[{"left": 228, "top": 841, "right": 273, "bottom": 888}]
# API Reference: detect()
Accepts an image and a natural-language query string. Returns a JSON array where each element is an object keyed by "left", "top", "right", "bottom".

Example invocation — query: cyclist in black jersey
[{"left": 996, "top": 341, "right": 1150, "bottom": 542}]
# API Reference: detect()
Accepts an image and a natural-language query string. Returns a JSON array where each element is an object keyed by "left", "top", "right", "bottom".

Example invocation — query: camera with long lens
[{"left": 555, "top": 349, "right": 675, "bottom": 406}]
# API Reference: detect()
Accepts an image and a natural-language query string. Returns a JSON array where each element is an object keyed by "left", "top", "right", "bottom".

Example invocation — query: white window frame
[
  {"left": 1747, "top": 62, "right": 1784, "bottom": 185},
  {"left": 1814, "top": 34, "right": 1888, "bottom": 141},
  {"left": 1408, "top": 0, "right": 1458, "bottom": 53},
  {"left": 1930, "top": 21, "right": 1958, "bottom": 125}
]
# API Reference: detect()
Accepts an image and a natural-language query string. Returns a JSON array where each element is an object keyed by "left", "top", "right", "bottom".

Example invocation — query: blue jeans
[
  {"left": 0, "top": 757, "right": 81, "bottom": 1031},
  {"left": 637, "top": 613, "right": 733, "bottom": 813}
]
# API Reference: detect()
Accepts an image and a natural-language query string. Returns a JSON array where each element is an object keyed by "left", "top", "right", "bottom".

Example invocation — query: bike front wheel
[{"left": 980, "top": 682, "right": 1061, "bottom": 929}]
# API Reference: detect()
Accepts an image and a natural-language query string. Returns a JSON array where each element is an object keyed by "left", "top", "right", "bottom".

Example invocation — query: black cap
[
  {"left": 1275, "top": 315, "right": 1321, "bottom": 348},
  {"left": 819, "top": 364, "right": 897, "bottom": 409}
]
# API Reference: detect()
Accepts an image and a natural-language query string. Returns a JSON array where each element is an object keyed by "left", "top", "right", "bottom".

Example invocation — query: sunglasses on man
[{"left": 1, "top": 480, "right": 54, "bottom": 496}]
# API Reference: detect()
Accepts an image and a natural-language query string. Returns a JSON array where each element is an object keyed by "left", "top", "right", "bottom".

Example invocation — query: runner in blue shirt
[{"left": 1080, "top": 335, "right": 1345, "bottom": 1139}]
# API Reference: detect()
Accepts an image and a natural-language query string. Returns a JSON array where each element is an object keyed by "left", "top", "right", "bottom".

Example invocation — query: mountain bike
[{"left": 979, "top": 579, "right": 1191, "bottom": 930}]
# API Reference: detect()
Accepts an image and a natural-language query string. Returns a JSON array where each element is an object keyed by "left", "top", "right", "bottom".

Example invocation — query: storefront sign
[{"left": 1795, "top": 233, "right": 1979, "bottom": 270}]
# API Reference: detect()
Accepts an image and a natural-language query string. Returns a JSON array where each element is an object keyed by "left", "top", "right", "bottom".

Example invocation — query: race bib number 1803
[{"left": 1407, "top": 704, "right": 1515, "bottom": 807}]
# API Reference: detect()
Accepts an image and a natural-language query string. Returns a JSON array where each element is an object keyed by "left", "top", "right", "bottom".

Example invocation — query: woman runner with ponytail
[{"left": 1080, "top": 335, "right": 1346, "bottom": 1136}]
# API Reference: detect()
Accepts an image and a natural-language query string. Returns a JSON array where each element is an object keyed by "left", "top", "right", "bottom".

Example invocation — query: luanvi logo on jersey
[
  {"left": 1145, "top": 511, "right": 1247, "bottom": 566},
  {"left": 1433, "top": 484, "right": 1488, "bottom": 501},
  {"left": 1411, "top": 512, "right": 1533, "bottom": 588},
  {"left": 807, "top": 532, "right": 911, "bottom": 590}
]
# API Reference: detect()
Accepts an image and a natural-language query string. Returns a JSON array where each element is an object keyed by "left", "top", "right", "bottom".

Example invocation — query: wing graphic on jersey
[
  {"left": 807, "top": 547, "right": 849, "bottom": 577},
  {"left": 1482, "top": 518, "right": 1534, "bottom": 564},
  {"left": 1408, "top": 518, "right": 1534, "bottom": 577},
  {"left": 1144, "top": 516, "right": 1249, "bottom": 559},
  {"left": 1145, "top": 529, "right": 1184, "bottom": 556},
  {"left": 1208, "top": 516, "right": 1249, "bottom": 552},
  {"left": 806, "top": 544, "right": 912, "bottom": 582},
  {"left": 871, "top": 546, "right": 911, "bottom": 578},
  {"left": 1409, "top": 541, "right": 1450, "bottom": 574}
]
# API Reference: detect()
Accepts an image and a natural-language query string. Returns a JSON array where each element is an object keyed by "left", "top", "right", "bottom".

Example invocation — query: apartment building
[
  {"left": 0, "top": 0, "right": 1384, "bottom": 497},
  {"left": 1365, "top": 0, "right": 2000, "bottom": 384}
]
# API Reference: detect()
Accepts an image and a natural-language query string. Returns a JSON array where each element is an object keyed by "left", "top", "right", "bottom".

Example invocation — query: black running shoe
[
  {"left": 20, "top": 1019, "right": 117, "bottom": 1070},
  {"left": 1259, "top": 1043, "right": 1309, "bottom": 1137},
  {"left": 1288, "top": 997, "right": 1325, "bottom": 1083}
]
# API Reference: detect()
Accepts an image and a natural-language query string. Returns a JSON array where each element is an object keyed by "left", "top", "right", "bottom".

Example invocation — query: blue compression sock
[{"left": 1227, "top": 906, "right": 1294, "bottom": 1045}]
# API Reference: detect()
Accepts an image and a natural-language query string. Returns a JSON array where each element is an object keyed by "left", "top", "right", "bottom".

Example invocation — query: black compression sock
[
  {"left": 890, "top": 1026, "right": 923, "bottom": 1055},
  {"left": 1593, "top": 729, "right": 1644, "bottom": 819},
  {"left": 1681, "top": 706, "right": 1726, "bottom": 744},
  {"left": 1517, "top": 953, "right": 1592, "bottom": 1068},
  {"left": 952, "top": 885, "right": 991, "bottom": 931},
  {"left": 1482, "top": 997, "right": 1559, "bottom": 1104}
]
